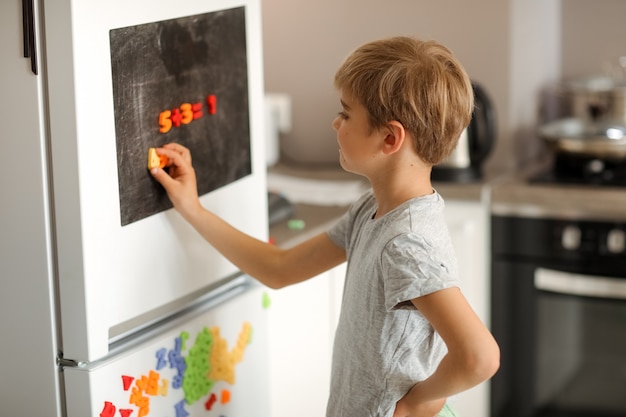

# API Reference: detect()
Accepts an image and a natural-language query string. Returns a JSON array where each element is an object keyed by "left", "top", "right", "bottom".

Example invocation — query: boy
[{"left": 150, "top": 36, "right": 499, "bottom": 417}]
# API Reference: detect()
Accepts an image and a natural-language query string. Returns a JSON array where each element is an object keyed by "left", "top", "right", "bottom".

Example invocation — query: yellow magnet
[{"left": 147, "top": 147, "right": 168, "bottom": 170}]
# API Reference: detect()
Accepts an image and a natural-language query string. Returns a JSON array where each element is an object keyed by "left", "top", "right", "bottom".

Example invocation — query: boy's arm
[
  {"left": 394, "top": 287, "right": 500, "bottom": 417},
  {"left": 150, "top": 143, "right": 346, "bottom": 288}
]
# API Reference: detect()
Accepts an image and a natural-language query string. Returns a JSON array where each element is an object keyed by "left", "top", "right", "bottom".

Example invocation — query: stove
[
  {"left": 491, "top": 157, "right": 626, "bottom": 417},
  {"left": 529, "top": 153, "right": 626, "bottom": 187}
]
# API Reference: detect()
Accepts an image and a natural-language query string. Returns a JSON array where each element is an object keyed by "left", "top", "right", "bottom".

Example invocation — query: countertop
[
  {"left": 491, "top": 162, "right": 626, "bottom": 221},
  {"left": 267, "top": 163, "right": 359, "bottom": 247}
]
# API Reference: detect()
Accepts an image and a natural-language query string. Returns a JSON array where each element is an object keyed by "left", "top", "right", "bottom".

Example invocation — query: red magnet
[
  {"left": 204, "top": 393, "right": 217, "bottom": 410},
  {"left": 170, "top": 108, "right": 183, "bottom": 127},
  {"left": 99, "top": 401, "right": 116, "bottom": 417},
  {"left": 207, "top": 95, "right": 217, "bottom": 115},
  {"left": 122, "top": 375, "right": 135, "bottom": 391},
  {"left": 191, "top": 102, "right": 203, "bottom": 119}
]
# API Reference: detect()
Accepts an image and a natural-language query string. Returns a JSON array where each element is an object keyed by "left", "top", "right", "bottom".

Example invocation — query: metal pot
[
  {"left": 557, "top": 76, "right": 626, "bottom": 125},
  {"left": 539, "top": 118, "right": 626, "bottom": 159}
]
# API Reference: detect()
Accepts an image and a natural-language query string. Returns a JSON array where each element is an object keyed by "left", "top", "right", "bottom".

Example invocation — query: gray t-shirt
[{"left": 326, "top": 189, "right": 459, "bottom": 417}]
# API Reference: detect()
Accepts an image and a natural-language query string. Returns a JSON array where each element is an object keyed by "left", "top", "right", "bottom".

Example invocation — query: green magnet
[
  {"left": 262, "top": 291, "right": 271, "bottom": 309},
  {"left": 287, "top": 219, "right": 305, "bottom": 230},
  {"left": 180, "top": 331, "right": 190, "bottom": 350}
]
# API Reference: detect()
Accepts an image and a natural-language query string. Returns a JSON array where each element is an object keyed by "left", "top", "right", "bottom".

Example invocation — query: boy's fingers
[
  {"left": 162, "top": 142, "right": 192, "bottom": 164},
  {"left": 150, "top": 167, "right": 174, "bottom": 188},
  {"left": 156, "top": 147, "right": 188, "bottom": 170}
]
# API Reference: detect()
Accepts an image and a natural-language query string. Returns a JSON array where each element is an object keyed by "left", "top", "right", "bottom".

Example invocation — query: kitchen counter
[
  {"left": 269, "top": 203, "right": 347, "bottom": 247},
  {"left": 267, "top": 163, "right": 358, "bottom": 247},
  {"left": 491, "top": 163, "right": 626, "bottom": 221}
]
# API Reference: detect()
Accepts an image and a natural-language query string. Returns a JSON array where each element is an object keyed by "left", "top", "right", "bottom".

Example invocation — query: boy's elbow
[
  {"left": 254, "top": 270, "right": 292, "bottom": 290},
  {"left": 478, "top": 349, "right": 500, "bottom": 382},
  {"left": 263, "top": 279, "right": 287, "bottom": 290},
  {"left": 468, "top": 338, "right": 500, "bottom": 382}
]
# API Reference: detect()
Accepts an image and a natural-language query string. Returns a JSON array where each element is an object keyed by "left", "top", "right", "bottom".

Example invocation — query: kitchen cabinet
[
  {"left": 444, "top": 197, "right": 490, "bottom": 417},
  {"left": 265, "top": 187, "right": 350, "bottom": 417},
  {"left": 266, "top": 267, "right": 338, "bottom": 417}
]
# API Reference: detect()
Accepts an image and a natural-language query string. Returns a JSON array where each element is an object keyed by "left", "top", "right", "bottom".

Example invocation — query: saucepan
[
  {"left": 539, "top": 117, "right": 626, "bottom": 160},
  {"left": 555, "top": 75, "right": 626, "bottom": 125}
]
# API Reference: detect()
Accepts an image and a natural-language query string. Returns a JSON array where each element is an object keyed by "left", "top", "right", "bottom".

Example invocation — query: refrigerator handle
[
  {"left": 21, "top": 0, "right": 38, "bottom": 75},
  {"left": 56, "top": 355, "right": 86, "bottom": 369}
]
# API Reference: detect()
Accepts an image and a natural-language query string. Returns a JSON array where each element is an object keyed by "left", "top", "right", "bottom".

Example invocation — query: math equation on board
[
  {"left": 159, "top": 95, "right": 217, "bottom": 134},
  {"left": 110, "top": 7, "right": 251, "bottom": 226}
]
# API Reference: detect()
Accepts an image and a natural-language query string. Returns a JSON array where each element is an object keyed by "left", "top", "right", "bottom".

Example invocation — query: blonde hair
[{"left": 334, "top": 36, "right": 474, "bottom": 165}]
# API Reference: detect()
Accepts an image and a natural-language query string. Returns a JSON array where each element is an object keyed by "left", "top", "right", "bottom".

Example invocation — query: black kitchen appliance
[
  {"left": 490, "top": 212, "right": 626, "bottom": 417},
  {"left": 490, "top": 72, "right": 626, "bottom": 417},
  {"left": 531, "top": 152, "right": 626, "bottom": 187},
  {"left": 432, "top": 82, "right": 496, "bottom": 182}
]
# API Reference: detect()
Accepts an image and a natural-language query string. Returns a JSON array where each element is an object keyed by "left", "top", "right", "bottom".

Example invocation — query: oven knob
[
  {"left": 561, "top": 225, "right": 581, "bottom": 250},
  {"left": 607, "top": 229, "right": 625, "bottom": 254}
]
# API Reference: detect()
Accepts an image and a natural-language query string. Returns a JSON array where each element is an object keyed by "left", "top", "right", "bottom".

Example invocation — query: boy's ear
[{"left": 381, "top": 120, "right": 406, "bottom": 155}]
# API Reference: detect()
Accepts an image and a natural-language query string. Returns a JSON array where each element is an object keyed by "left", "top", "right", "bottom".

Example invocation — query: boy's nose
[{"left": 332, "top": 116, "right": 340, "bottom": 131}]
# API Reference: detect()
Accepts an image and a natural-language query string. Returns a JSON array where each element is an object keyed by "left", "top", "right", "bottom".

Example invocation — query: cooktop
[{"left": 529, "top": 153, "right": 626, "bottom": 187}]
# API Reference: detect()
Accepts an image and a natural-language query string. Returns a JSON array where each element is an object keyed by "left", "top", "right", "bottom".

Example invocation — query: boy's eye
[{"left": 337, "top": 111, "right": 349, "bottom": 120}]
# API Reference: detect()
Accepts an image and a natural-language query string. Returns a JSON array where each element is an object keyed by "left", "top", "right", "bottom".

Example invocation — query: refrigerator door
[
  {"left": 63, "top": 276, "right": 270, "bottom": 417},
  {"left": 43, "top": 0, "right": 267, "bottom": 361}
]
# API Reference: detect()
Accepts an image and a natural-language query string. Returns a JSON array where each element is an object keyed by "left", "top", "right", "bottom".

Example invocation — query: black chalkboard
[{"left": 110, "top": 7, "right": 251, "bottom": 226}]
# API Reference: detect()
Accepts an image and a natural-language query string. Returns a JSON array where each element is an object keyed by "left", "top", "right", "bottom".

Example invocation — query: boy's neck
[{"left": 368, "top": 162, "right": 433, "bottom": 219}]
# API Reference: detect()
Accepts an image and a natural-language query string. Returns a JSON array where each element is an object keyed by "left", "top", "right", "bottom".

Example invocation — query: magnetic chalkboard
[{"left": 110, "top": 7, "right": 251, "bottom": 226}]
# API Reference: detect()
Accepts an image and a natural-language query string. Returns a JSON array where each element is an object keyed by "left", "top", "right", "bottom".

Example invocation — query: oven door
[{"left": 491, "top": 261, "right": 626, "bottom": 417}]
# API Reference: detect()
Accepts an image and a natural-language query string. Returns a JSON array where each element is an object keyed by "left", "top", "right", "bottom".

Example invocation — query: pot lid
[
  {"left": 539, "top": 118, "right": 626, "bottom": 158},
  {"left": 557, "top": 75, "right": 626, "bottom": 97},
  {"left": 564, "top": 75, "right": 616, "bottom": 92}
]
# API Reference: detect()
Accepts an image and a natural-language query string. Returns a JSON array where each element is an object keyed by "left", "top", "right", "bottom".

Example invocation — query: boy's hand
[{"left": 150, "top": 143, "right": 202, "bottom": 219}]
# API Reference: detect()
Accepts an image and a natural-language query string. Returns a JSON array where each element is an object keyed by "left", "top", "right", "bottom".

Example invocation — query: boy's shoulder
[
  {"left": 382, "top": 191, "right": 444, "bottom": 223},
  {"left": 339, "top": 189, "right": 445, "bottom": 241}
]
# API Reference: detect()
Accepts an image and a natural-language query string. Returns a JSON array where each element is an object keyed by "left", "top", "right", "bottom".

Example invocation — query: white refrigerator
[{"left": 0, "top": 0, "right": 271, "bottom": 416}]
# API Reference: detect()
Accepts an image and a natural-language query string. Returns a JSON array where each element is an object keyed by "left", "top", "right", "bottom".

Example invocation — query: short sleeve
[
  {"left": 381, "top": 233, "right": 459, "bottom": 312},
  {"left": 327, "top": 190, "right": 373, "bottom": 250},
  {"left": 327, "top": 209, "right": 351, "bottom": 250}
]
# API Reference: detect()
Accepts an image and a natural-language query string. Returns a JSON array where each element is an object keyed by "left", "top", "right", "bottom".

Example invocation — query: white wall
[
  {"left": 509, "top": 0, "right": 561, "bottom": 167},
  {"left": 561, "top": 0, "right": 626, "bottom": 80},
  {"left": 261, "top": 0, "right": 626, "bottom": 174},
  {"left": 261, "top": 0, "right": 512, "bottom": 173}
]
